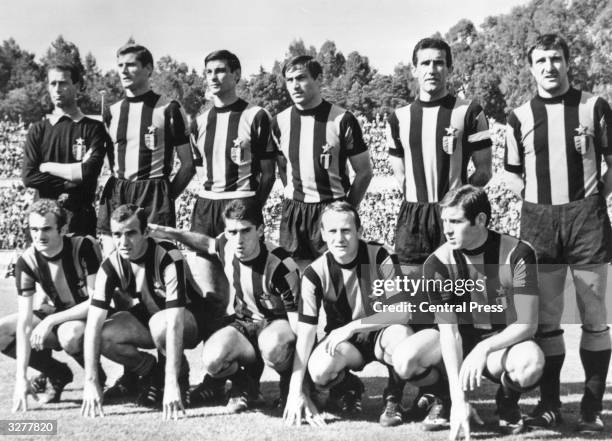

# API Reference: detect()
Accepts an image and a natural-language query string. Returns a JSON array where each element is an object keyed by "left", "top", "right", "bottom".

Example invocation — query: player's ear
[
  {"left": 233, "top": 68, "right": 241, "bottom": 83},
  {"left": 256, "top": 224, "right": 264, "bottom": 239},
  {"left": 59, "top": 223, "right": 68, "bottom": 235},
  {"left": 475, "top": 212, "right": 487, "bottom": 228}
]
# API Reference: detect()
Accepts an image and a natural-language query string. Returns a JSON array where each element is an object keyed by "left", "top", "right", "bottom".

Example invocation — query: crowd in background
[{"left": 0, "top": 118, "right": 526, "bottom": 250}]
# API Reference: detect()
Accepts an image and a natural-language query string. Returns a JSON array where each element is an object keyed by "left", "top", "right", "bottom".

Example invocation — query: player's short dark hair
[
  {"left": 439, "top": 185, "right": 491, "bottom": 226},
  {"left": 223, "top": 199, "right": 264, "bottom": 227},
  {"left": 319, "top": 201, "right": 362, "bottom": 230},
  {"left": 527, "top": 33, "right": 570, "bottom": 65},
  {"left": 111, "top": 204, "right": 148, "bottom": 233},
  {"left": 47, "top": 62, "right": 82, "bottom": 85},
  {"left": 282, "top": 55, "right": 323, "bottom": 80},
  {"left": 412, "top": 37, "right": 453, "bottom": 68},
  {"left": 205, "top": 50, "right": 241, "bottom": 73},
  {"left": 28, "top": 199, "right": 67, "bottom": 230},
  {"left": 116, "top": 43, "right": 154, "bottom": 69}
]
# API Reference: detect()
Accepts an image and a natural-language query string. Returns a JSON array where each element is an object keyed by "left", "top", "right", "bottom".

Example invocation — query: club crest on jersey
[
  {"left": 495, "top": 286, "right": 509, "bottom": 309},
  {"left": 574, "top": 125, "right": 590, "bottom": 154},
  {"left": 72, "top": 137, "right": 86, "bottom": 161},
  {"left": 320, "top": 143, "right": 334, "bottom": 169},
  {"left": 443, "top": 126, "right": 458, "bottom": 155},
  {"left": 231, "top": 137, "right": 248, "bottom": 164},
  {"left": 144, "top": 125, "right": 157, "bottom": 150}
]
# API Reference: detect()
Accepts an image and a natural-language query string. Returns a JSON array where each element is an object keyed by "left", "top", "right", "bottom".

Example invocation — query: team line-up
[{"left": 2, "top": 33, "right": 611, "bottom": 440}]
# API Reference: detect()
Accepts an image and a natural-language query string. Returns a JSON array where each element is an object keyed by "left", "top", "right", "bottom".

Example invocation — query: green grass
[{"left": 0, "top": 277, "right": 609, "bottom": 441}]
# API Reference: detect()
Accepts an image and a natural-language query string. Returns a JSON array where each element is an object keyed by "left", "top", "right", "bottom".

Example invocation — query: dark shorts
[
  {"left": 394, "top": 201, "right": 444, "bottom": 265},
  {"left": 97, "top": 176, "right": 175, "bottom": 234},
  {"left": 317, "top": 329, "right": 383, "bottom": 368},
  {"left": 280, "top": 198, "right": 337, "bottom": 260},
  {"left": 520, "top": 194, "right": 612, "bottom": 265},
  {"left": 116, "top": 299, "right": 230, "bottom": 342},
  {"left": 66, "top": 204, "right": 97, "bottom": 236},
  {"left": 190, "top": 196, "right": 259, "bottom": 237},
  {"left": 229, "top": 317, "right": 271, "bottom": 353}
]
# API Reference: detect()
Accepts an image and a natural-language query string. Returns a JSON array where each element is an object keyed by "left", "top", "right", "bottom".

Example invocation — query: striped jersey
[
  {"left": 423, "top": 230, "right": 538, "bottom": 331},
  {"left": 272, "top": 100, "right": 368, "bottom": 203},
  {"left": 386, "top": 95, "right": 491, "bottom": 202},
  {"left": 211, "top": 234, "right": 299, "bottom": 321},
  {"left": 191, "top": 99, "right": 275, "bottom": 199},
  {"left": 16, "top": 235, "right": 102, "bottom": 311},
  {"left": 505, "top": 88, "right": 612, "bottom": 204},
  {"left": 91, "top": 238, "right": 200, "bottom": 316},
  {"left": 105, "top": 91, "right": 190, "bottom": 181},
  {"left": 299, "top": 241, "right": 409, "bottom": 333}
]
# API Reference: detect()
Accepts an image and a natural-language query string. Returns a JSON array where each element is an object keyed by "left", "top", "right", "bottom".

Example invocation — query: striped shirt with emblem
[
  {"left": 271, "top": 100, "right": 368, "bottom": 203},
  {"left": 190, "top": 99, "right": 275, "bottom": 199},
  {"left": 505, "top": 88, "right": 612, "bottom": 205},
  {"left": 91, "top": 238, "right": 200, "bottom": 316},
  {"left": 105, "top": 91, "right": 189, "bottom": 181},
  {"left": 424, "top": 231, "right": 538, "bottom": 331},
  {"left": 16, "top": 235, "right": 102, "bottom": 311},
  {"left": 212, "top": 234, "right": 299, "bottom": 321},
  {"left": 386, "top": 96, "right": 491, "bottom": 202},
  {"left": 299, "top": 241, "right": 410, "bottom": 333}
]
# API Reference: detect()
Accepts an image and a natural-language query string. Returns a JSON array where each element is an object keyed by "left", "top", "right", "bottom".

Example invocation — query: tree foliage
[{"left": 0, "top": 0, "right": 611, "bottom": 123}]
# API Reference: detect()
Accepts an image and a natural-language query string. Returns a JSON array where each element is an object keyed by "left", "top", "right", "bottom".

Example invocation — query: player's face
[
  {"left": 29, "top": 212, "right": 63, "bottom": 255},
  {"left": 284, "top": 66, "right": 322, "bottom": 109},
  {"left": 414, "top": 48, "right": 451, "bottom": 100},
  {"left": 117, "top": 53, "right": 152, "bottom": 94},
  {"left": 205, "top": 59, "right": 239, "bottom": 98},
  {"left": 111, "top": 216, "right": 148, "bottom": 260},
  {"left": 441, "top": 206, "right": 486, "bottom": 250},
  {"left": 47, "top": 69, "right": 78, "bottom": 110},
  {"left": 320, "top": 211, "right": 360, "bottom": 264},
  {"left": 529, "top": 48, "right": 569, "bottom": 97},
  {"left": 224, "top": 219, "right": 263, "bottom": 261}
]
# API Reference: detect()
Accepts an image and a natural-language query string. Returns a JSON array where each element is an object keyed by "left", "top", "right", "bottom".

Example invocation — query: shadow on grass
[{"left": 254, "top": 377, "right": 612, "bottom": 437}]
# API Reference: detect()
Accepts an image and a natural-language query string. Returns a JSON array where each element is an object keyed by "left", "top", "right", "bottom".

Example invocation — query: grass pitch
[{"left": 0, "top": 277, "right": 609, "bottom": 441}]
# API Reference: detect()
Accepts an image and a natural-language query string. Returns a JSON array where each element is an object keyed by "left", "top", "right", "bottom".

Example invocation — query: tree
[{"left": 247, "top": 67, "right": 291, "bottom": 116}]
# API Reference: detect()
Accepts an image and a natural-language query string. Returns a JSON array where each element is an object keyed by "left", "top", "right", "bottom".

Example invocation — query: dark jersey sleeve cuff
[
  {"left": 90, "top": 298, "right": 110, "bottom": 310},
  {"left": 504, "top": 164, "right": 523, "bottom": 174},
  {"left": 387, "top": 148, "right": 404, "bottom": 158},
  {"left": 470, "top": 139, "right": 492, "bottom": 151},
  {"left": 298, "top": 313, "right": 318, "bottom": 325}
]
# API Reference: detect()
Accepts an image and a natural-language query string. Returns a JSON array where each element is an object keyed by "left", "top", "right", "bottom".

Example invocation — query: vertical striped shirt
[
  {"left": 106, "top": 91, "right": 190, "bottom": 181},
  {"left": 91, "top": 238, "right": 200, "bottom": 316},
  {"left": 505, "top": 88, "right": 612, "bottom": 204},
  {"left": 424, "top": 231, "right": 538, "bottom": 331},
  {"left": 16, "top": 235, "right": 102, "bottom": 311},
  {"left": 191, "top": 99, "right": 275, "bottom": 199},
  {"left": 272, "top": 100, "right": 368, "bottom": 203},
  {"left": 212, "top": 234, "right": 299, "bottom": 321},
  {"left": 386, "top": 95, "right": 491, "bottom": 202},
  {"left": 299, "top": 241, "right": 405, "bottom": 332}
]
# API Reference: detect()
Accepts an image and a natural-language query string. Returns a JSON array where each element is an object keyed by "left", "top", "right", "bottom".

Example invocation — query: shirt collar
[{"left": 47, "top": 109, "right": 85, "bottom": 126}]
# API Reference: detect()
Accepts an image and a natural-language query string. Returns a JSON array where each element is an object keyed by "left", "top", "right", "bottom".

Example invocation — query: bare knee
[
  {"left": 259, "top": 334, "right": 295, "bottom": 371},
  {"left": 148, "top": 314, "right": 167, "bottom": 350},
  {"left": 57, "top": 322, "right": 85, "bottom": 355},
  {"left": 507, "top": 345, "right": 544, "bottom": 387},
  {"left": 202, "top": 342, "right": 230, "bottom": 376},
  {"left": 308, "top": 355, "right": 337, "bottom": 387}
]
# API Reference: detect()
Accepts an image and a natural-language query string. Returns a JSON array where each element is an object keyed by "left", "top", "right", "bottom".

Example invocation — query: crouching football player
[
  {"left": 81, "top": 204, "right": 222, "bottom": 420},
  {"left": 424, "top": 185, "right": 544, "bottom": 439},
  {"left": 283, "top": 201, "right": 442, "bottom": 426},
  {"left": 149, "top": 198, "right": 299, "bottom": 412},
  {"left": 0, "top": 199, "right": 103, "bottom": 411}
]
